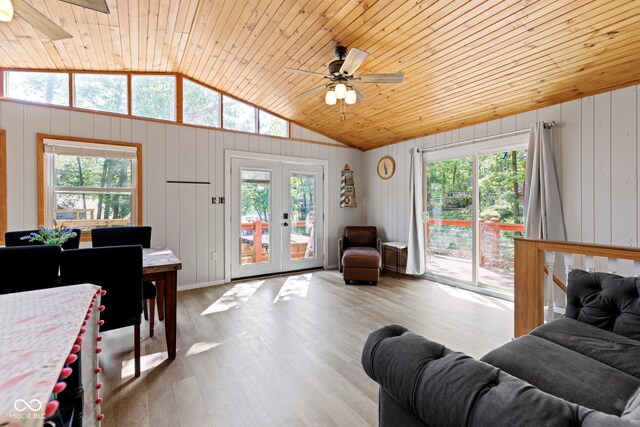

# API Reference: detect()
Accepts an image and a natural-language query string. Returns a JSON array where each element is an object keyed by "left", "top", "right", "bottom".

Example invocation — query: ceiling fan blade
[
  {"left": 283, "top": 68, "right": 329, "bottom": 78},
  {"left": 60, "top": 0, "right": 110, "bottom": 14},
  {"left": 339, "top": 48, "right": 369, "bottom": 76},
  {"left": 353, "top": 86, "right": 365, "bottom": 103},
  {"left": 296, "top": 84, "right": 329, "bottom": 99},
  {"left": 12, "top": 0, "right": 72, "bottom": 40},
  {"left": 354, "top": 73, "right": 404, "bottom": 84}
]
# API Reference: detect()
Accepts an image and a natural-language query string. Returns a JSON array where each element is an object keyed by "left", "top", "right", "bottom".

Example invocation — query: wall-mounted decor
[
  {"left": 377, "top": 156, "right": 395, "bottom": 179},
  {"left": 340, "top": 164, "right": 357, "bottom": 208}
]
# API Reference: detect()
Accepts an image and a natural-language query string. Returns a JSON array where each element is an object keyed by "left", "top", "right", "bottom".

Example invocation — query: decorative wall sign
[
  {"left": 340, "top": 164, "right": 357, "bottom": 208},
  {"left": 377, "top": 156, "right": 395, "bottom": 179}
]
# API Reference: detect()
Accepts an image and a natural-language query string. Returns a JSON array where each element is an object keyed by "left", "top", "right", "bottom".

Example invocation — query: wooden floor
[{"left": 101, "top": 270, "right": 514, "bottom": 427}]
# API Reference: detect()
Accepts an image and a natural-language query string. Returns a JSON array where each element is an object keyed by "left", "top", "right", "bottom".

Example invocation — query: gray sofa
[{"left": 361, "top": 270, "right": 640, "bottom": 426}]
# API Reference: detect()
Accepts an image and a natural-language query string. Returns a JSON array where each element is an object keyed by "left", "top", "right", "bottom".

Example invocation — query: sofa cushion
[
  {"left": 342, "top": 247, "right": 380, "bottom": 268},
  {"left": 622, "top": 387, "right": 640, "bottom": 422},
  {"left": 481, "top": 335, "right": 640, "bottom": 415},
  {"left": 531, "top": 317, "right": 640, "bottom": 379},
  {"left": 566, "top": 269, "right": 640, "bottom": 341}
]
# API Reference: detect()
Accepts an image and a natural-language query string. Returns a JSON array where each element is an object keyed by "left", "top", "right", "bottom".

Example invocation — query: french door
[
  {"left": 230, "top": 157, "right": 324, "bottom": 279},
  {"left": 424, "top": 134, "right": 528, "bottom": 297}
]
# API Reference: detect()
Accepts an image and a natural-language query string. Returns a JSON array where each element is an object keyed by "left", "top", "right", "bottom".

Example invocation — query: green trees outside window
[
  {"left": 259, "top": 110, "right": 288, "bottom": 137},
  {"left": 74, "top": 74, "right": 127, "bottom": 114},
  {"left": 223, "top": 96, "right": 256, "bottom": 132},
  {"left": 183, "top": 79, "right": 220, "bottom": 127},
  {"left": 5, "top": 71, "right": 69, "bottom": 106},
  {"left": 132, "top": 75, "right": 176, "bottom": 120}
]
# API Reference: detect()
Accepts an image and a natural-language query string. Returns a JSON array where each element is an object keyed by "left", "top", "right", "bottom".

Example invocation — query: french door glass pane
[
  {"left": 478, "top": 149, "right": 527, "bottom": 292},
  {"left": 290, "top": 173, "right": 315, "bottom": 261},
  {"left": 240, "top": 170, "right": 271, "bottom": 265},
  {"left": 425, "top": 157, "right": 473, "bottom": 283}
]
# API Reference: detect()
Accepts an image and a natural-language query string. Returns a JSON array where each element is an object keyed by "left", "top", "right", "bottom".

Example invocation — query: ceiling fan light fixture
[
  {"left": 335, "top": 83, "right": 347, "bottom": 99},
  {"left": 325, "top": 90, "right": 337, "bottom": 105},
  {"left": 0, "top": 0, "right": 13, "bottom": 22},
  {"left": 345, "top": 89, "right": 357, "bottom": 105}
]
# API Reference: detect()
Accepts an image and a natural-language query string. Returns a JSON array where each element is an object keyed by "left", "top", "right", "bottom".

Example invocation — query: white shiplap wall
[
  {"left": 363, "top": 85, "right": 639, "bottom": 273},
  {"left": 0, "top": 100, "right": 365, "bottom": 288}
]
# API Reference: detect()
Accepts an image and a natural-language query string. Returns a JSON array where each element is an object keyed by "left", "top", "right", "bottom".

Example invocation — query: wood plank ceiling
[{"left": 0, "top": 0, "right": 639, "bottom": 150}]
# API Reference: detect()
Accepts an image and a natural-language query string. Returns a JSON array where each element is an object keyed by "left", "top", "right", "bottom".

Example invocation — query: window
[
  {"left": 131, "top": 75, "right": 176, "bottom": 120},
  {"left": 38, "top": 136, "right": 142, "bottom": 238},
  {"left": 423, "top": 133, "right": 528, "bottom": 297},
  {"left": 223, "top": 96, "right": 256, "bottom": 132},
  {"left": 74, "top": 73, "right": 127, "bottom": 114},
  {"left": 259, "top": 110, "right": 288, "bottom": 137},
  {"left": 5, "top": 71, "right": 69, "bottom": 106},
  {"left": 183, "top": 79, "right": 220, "bottom": 127}
]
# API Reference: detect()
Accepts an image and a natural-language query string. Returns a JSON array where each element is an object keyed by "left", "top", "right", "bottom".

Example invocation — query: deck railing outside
[
  {"left": 241, "top": 220, "right": 311, "bottom": 264},
  {"left": 426, "top": 219, "right": 525, "bottom": 268}
]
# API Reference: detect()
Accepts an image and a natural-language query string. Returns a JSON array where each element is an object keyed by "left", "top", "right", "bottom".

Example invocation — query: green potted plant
[{"left": 21, "top": 226, "right": 78, "bottom": 247}]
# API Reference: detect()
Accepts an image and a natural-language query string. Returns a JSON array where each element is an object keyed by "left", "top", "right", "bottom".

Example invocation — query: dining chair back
[
  {"left": 60, "top": 245, "right": 144, "bottom": 376},
  {"left": 91, "top": 226, "right": 159, "bottom": 337},
  {"left": 4, "top": 229, "right": 82, "bottom": 250},
  {"left": 0, "top": 245, "right": 62, "bottom": 294},
  {"left": 91, "top": 226, "right": 151, "bottom": 248}
]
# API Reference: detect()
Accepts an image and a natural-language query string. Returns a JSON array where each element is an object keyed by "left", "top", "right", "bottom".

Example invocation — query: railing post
[
  {"left": 254, "top": 221, "right": 263, "bottom": 263},
  {"left": 479, "top": 220, "right": 484, "bottom": 267},
  {"left": 514, "top": 239, "right": 545, "bottom": 337},
  {"left": 545, "top": 251, "right": 556, "bottom": 322}
]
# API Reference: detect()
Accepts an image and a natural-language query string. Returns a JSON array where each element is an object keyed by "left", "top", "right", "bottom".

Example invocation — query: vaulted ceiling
[{"left": 1, "top": 0, "right": 640, "bottom": 150}]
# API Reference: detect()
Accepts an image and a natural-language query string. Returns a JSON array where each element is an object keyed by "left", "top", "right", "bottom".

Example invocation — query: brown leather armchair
[{"left": 338, "top": 226, "right": 382, "bottom": 285}]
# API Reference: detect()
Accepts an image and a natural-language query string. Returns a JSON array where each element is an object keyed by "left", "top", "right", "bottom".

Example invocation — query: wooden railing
[
  {"left": 514, "top": 238, "right": 640, "bottom": 337},
  {"left": 55, "top": 218, "right": 131, "bottom": 230},
  {"left": 426, "top": 219, "right": 524, "bottom": 267},
  {"left": 240, "top": 220, "right": 312, "bottom": 263}
]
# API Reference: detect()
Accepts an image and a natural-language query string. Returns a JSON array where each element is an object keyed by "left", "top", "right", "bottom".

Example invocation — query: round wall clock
[{"left": 377, "top": 156, "right": 396, "bottom": 179}]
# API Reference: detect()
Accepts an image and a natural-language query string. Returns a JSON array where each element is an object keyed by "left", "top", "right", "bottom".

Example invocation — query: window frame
[
  {"left": 130, "top": 73, "right": 178, "bottom": 121},
  {"left": 222, "top": 95, "right": 258, "bottom": 133},
  {"left": 181, "top": 76, "right": 222, "bottom": 128},
  {"left": 4, "top": 70, "right": 70, "bottom": 107},
  {"left": 37, "top": 133, "right": 143, "bottom": 242},
  {"left": 72, "top": 72, "right": 129, "bottom": 115},
  {"left": 0, "top": 69, "right": 304, "bottom": 145}
]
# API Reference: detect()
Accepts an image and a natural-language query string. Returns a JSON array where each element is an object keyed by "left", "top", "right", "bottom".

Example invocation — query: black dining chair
[
  {"left": 5, "top": 228, "right": 82, "bottom": 250},
  {"left": 91, "top": 226, "right": 159, "bottom": 337},
  {"left": 0, "top": 245, "right": 62, "bottom": 295},
  {"left": 60, "top": 245, "right": 143, "bottom": 377}
]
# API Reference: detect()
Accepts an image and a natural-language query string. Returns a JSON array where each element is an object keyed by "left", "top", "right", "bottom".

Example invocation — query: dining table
[{"left": 142, "top": 248, "right": 182, "bottom": 360}]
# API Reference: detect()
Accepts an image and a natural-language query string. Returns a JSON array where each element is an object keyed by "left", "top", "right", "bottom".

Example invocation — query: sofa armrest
[
  {"left": 361, "top": 325, "right": 606, "bottom": 427},
  {"left": 338, "top": 237, "right": 344, "bottom": 272},
  {"left": 376, "top": 236, "right": 382, "bottom": 254}
]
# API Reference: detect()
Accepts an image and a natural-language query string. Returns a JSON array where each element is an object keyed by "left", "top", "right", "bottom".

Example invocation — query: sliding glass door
[{"left": 424, "top": 135, "right": 527, "bottom": 297}]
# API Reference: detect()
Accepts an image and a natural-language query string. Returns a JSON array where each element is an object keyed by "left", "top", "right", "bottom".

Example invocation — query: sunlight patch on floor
[
  {"left": 438, "top": 284, "right": 510, "bottom": 311},
  {"left": 201, "top": 280, "right": 264, "bottom": 315},
  {"left": 186, "top": 341, "right": 224, "bottom": 356},
  {"left": 274, "top": 273, "right": 312, "bottom": 303},
  {"left": 121, "top": 351, "right": 168, "bottom": 378}
]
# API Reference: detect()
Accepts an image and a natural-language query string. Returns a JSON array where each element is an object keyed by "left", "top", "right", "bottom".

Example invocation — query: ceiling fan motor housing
[{"left": 328, "top": 60, "right": 345, "bottom": 76}]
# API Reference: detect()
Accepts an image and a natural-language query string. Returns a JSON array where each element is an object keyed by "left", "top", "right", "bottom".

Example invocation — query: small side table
[{"left": 382, "top": 242, "right": 408, "bottom": 274}]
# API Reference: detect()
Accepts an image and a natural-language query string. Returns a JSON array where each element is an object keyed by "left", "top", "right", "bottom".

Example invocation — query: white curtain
[
  {"left": 524, "top": 122, "right": 566, "bottom": 240},
  {"left": 406, "top": 148, "right": 426, "bottom": 275}
]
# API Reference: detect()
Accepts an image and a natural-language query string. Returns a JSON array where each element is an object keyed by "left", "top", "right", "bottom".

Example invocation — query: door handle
[{"left": 283, "top": 222, "right": 289, "bottom": 227}]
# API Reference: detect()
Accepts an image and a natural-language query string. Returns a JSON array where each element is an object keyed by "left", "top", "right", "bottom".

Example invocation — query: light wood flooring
[{"left": 100, "top": 270, "right": 514, "bottom": 427}]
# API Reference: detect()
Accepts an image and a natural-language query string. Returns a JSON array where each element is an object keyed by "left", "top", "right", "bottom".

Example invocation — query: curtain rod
[{"left": 414, "top": 121, "right": 556, "bottom": 153}]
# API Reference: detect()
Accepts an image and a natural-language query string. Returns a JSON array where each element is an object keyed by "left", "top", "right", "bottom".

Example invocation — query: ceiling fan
[
  {"left": 0, "top": 0, "right": 109, "bottom": 41},
  {"left": 284, "top": 45, "right": 404, "bottom": 110}
]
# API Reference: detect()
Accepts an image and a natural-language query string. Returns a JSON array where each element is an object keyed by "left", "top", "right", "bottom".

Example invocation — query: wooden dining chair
[
  {"left": 0, "top": 245, "right": 62, "bottom": 294},
  {"left": 5, "top": 229, "right": 82, "bottom": 249},
  {"left": 60, "top": 245, "right": 144, "bottom": 377},
  {"left": 91, "top": 226, "right": 160, "bottom": 337}
]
